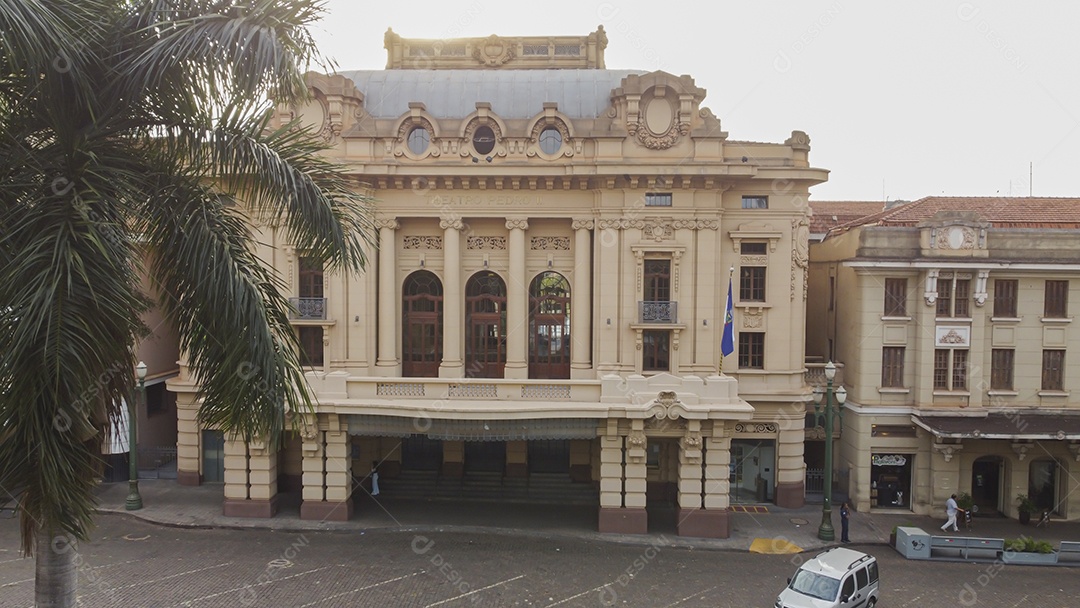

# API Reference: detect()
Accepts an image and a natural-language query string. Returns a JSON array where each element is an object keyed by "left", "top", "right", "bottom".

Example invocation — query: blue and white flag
[{"left": 721, "top": 274, "right": 735, "bottom": 358}]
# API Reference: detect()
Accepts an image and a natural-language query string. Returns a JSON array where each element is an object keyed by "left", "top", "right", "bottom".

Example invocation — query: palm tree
[{"left": 0, "top": 2, "right": 371, "bottom": 605}]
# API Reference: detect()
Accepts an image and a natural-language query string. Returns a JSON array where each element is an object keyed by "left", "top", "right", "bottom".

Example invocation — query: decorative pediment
[
  {"left": 611, "top": 72, "right": 707, "bottom": 150},
  {"left": 729, "top": 222, "right": 783, "bottom": 253},
  {"left": 646, "top": 390, "right": 685, "bottom": 420}
]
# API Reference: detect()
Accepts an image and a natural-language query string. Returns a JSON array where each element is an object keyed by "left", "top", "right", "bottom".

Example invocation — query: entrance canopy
[
  {"left": 913, "top": 414, "right": 1080, "bottom": 440},
  {"left": 346, "top": 414, "right": 598, "bottom": 441}
]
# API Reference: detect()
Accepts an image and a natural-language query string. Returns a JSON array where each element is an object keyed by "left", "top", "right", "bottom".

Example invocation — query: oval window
[
  {"left": 473, "top": 125, "right": 496, "bottom": 155},
  {"left": 538, "top": 127, "right": 563, "bottom": 155},
  {"left": 407, "top": 126, "right": 430, "bottom": 155}
]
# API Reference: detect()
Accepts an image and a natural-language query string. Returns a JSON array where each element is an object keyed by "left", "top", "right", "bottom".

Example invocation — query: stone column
[
  {"left": 300, "top": 416, "right": 353, "bottom": 522},
  {"left": 599, "top": 420, "right": 648, "bottom": 535},
  {"left": 678, "top": 423, "right": 730, "bottom": 537},
  {"left": 222, "top": 436, "right": 248, "bottom": 512},
  {"left": 571, "top": 219, "right": 593, "bottom": 376},
  {"left": 701, "top": 429, "right": 732, "bottom": 537},
  {"left": 776, "top": 426, "right": 807, "bottom": 508},
  {"left": 173, "top": 384, "right": 201, "bottom": 486},
  {"left": 223, "top": 438, "right": 280, "bottom": 518},
  {"left": 505, "top": 217, "right": 529, "bottom": 378},
  {"left": 375, "top": 218, "right": 400, "bottom": 374},
  {"left": 440, "top": 219, "right": 465, "bottom": 377}
]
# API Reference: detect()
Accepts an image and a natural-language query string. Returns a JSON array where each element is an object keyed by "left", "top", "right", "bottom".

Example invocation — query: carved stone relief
[
  {"left": 402, "top": 236, "right": 443, "bottom": 250},
  {"left": 466, "top": 236, "right": 507, "bottom": 250},
  {"left": 530, "top": 236, "right": 571, "bottom": 250}
]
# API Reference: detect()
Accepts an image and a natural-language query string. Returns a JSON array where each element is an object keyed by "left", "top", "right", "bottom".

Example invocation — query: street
[{"left": 1, "top": 513, "right": 1076, "bottom": 607}]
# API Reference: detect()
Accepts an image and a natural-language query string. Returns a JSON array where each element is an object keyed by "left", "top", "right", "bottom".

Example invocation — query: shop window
[
  {"left": 1044, "top": 280, "right": 1068, "bottom": 318},
  {"left": 1042, "top": 350, "right": 1065, "bottom": 390},
  {"left": 871, "top": 453, "right": 911, "bottom": 509},
  {"left": 933, "top": 348, "right": 968, "bottom": 390},
  {"left": 993, "top": 279, "right": 1018, "bottom": 317},
  {"left": 741, "top": 195, "right": 768, "bottom": 209},
  {"left": 880, "top": 347, "right": 904, "bottom": 388},
  {"left": 738, "top": 332, "right": 764, "bottom": 369},
  {"left": 991, "top": 349, "right": 1014, "bottom": 390},
  {"left": 1029, "top": 460, "right": 1059, "bottom": 513},
  {"left": 739, "top": 266, "right": 766, "bottom": 302},
  {"left": 884, "top": 278, "right": 907, "bottom": 317}
]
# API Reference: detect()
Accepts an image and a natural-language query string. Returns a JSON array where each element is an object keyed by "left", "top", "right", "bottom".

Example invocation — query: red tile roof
[
  {"left": 808, "top": 200, "right": 888, "bottom": 233},
  {"left": 827, "top": 197, "right": 1080, "bottom": 235}
]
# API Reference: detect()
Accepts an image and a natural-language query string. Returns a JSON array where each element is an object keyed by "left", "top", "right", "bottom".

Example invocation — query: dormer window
[
  {"left": 538, "top": 127, "right": 563, "bottom": 155},
  {"left": 407, "top": 126, "right": 431, "bottom": 155},
  {"left": 473, "top": 125, "right": 496, "bottom": 155}
]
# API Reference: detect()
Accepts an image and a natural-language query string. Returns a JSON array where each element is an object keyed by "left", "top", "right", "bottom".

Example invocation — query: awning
[
  {"left": 345, "top": 415, "right": 600, "bottom": 441},
  {"left": 913, "top": 414, "right": 1080, "bottom": 440}
]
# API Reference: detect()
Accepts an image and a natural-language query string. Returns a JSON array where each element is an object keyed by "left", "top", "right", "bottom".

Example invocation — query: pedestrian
[
  {"left": 840, "top": 502, "right": 851, "bottom": 543},
  {"left": 370, "top": 461, "right": 380, "bottom": 497},
  {"left": 941, "top": 493, "right": 961, "bottom": 532}
]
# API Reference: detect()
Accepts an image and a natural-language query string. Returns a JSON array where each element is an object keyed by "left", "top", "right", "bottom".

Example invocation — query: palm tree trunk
[{"left": 35, "top": 529, "right": 78, "bottom": 608}]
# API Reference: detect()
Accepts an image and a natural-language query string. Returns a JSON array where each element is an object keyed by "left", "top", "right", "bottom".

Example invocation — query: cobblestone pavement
[{"left": 1, "top": 514, "right": 1077, "bottom": 607}]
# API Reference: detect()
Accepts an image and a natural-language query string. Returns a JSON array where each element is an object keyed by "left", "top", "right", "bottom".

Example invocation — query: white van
[{"left": 775, "top": 547, "right": 880, "bottom": 608}]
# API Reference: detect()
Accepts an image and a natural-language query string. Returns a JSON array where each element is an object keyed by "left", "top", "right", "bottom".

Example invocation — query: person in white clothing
[
  {"left": 370, "top": 461, "right": 380, "bottom": 497},
  {"left": 941, "top": 494, "right": 963, "bottom": 532}
]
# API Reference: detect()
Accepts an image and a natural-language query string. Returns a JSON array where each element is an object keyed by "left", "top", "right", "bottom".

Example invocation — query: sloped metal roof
[{"left": 340, "top": 69, "right": 643, "bottom": 119}]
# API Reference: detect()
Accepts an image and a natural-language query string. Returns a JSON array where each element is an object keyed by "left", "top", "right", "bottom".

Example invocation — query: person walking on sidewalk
[
  {"left": 840, "top": 502, "right": 851, "bottom": 543},
  {"left": 941, "top": 494, "right": 962, "bottom": 532},
  {"left": 370, "top": 461, "right": 380, "bottom": 497}
]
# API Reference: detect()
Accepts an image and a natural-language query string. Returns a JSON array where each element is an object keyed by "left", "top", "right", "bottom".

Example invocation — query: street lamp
[
  {"left": 126, "top": 361, "right": 147, "bottom": 511},
  {"left": 812, "top": 361, "right": 846, "bottom": 541}
]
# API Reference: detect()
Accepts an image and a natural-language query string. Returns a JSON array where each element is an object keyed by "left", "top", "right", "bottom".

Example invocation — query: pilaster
[
  {"left": 571, "top": 219, "right": 594, "bottom": 376},
  {"left": 375, "top": 218, "right": 400, "bottom": 374},
  {"left": 440, "top": 219, "right": 465, "bottom": 376},
  {"left": 505, "top": 217, "right": 529, "bottom": 378}
]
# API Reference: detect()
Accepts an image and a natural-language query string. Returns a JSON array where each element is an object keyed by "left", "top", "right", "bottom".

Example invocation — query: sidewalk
[{"left": 94, "top": 480, "right": 1080, "bottom": 553}]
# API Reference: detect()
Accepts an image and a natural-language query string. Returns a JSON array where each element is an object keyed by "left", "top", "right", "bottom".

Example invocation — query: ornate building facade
[
  {"left": 169, "top": 28, "right": 826, "bottom": 537},
  {"left": 808, "top": 197, "right": 1080, "bottom": 521}
]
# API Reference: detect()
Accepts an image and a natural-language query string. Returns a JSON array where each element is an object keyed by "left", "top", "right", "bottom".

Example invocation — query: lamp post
[
  {"left": 812, "top": 361, "right": 846, "bottom": 541},
  {"left": 125, "top": 361, "right": 147, "bottom": 511}
]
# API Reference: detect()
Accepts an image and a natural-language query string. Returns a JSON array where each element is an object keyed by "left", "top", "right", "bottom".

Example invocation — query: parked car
[{"left": 776, "top": 547, "right": 879, "bottom": 608}]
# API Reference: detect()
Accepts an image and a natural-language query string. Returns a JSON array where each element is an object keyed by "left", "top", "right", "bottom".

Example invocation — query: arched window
[
  {"left": 407, "top": 126, "right": 431, "bottom": 155},
  {"left": 465, "top": 271, "right": 507, "bottom": 378},
  {"left": 529, "top": 272, "right": 571, "bottom": 379},
  {"left": 402, "top": 271, "right": 442, "bottom": 377}
]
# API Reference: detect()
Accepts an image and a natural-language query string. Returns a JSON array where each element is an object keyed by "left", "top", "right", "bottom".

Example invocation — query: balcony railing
[
  {"left": 804, "top": 361, "right": 845, "bottom": 387},
  {"left": 289, "top": 297, "right": 327, "bottom": 320},
  {"left": 638, "top": 300, "right": 678, "bottom": 324}
]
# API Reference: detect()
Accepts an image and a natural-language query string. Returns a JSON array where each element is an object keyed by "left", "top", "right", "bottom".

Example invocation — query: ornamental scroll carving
[
  {"left": 742, "top": 309, "right": 763, "bottom": 329},
  {"left": 530, "top": 236, "right": 571, "bottom": 250},
  {"left": 792, "top": 217, "right": 810, "bottom": 301},
  {"left": 439, "top": 218, "right": 465, "bottom": 231},
  {"left": 672, "top": 219, "right": 719, "bottom": 231},
  {"left": 642, "top": 220, "right": 674, "bottom": 242},
  {"left": 741, "top": 255, "right": 768, "bottom": 266},
  {"left": 402, "top": 236, "right": 443, "bottom": 250},
  {"left": 505, "top": 218, "right": 529, "bottom": 231},
  {"left": 598, "top": 218, "right": 646, "bottom": 230},
  {"left": 571, "top": 219, "right": 595, "bottom": 230},
  {"left": 467, "top": 236, "right": 507, "bottom": 250},
  {"left": 473, "top": 35, "right": 516, "bottom": 66},
  {"left": 374, "top": 218, "right": 400, "bottom": 230},
  {"left": 734, "top": 423, "right": 778, "bottom": 434},
  {"left": 680, "top": 432, "right": 703, "bottom": 464},
  {"left": 646, "top": 390, "right": 684, "bottom": 420}
]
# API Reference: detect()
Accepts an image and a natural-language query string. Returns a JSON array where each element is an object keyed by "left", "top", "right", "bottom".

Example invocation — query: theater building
[
  {"left": 808, "top": 197, "right": 1080, "bottom": 521},
  {"left": 169, "top": 28, "right": 827, "bottom": 537}
]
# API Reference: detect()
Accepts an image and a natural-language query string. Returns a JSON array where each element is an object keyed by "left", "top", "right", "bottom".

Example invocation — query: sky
[{"left": 309, "top": 0, "right": 1080, "bottom": 202}]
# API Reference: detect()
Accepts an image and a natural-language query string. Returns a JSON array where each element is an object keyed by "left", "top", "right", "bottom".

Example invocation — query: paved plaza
[{"left": 2, "top": 482, "right": 1080, "bottom": 607}]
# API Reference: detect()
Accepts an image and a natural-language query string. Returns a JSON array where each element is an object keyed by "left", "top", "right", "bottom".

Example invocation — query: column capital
[
  {"left": 505, "top": 217, "right": 529, "bottom": 231},
  {"left": 440, "top": 218, "right": 465, "bottom": 231},
  {"left": 571, "top": 218, "right": 595, "bottom": 230},
  {"left": 374, "top": 218, "right": 400, "bottom": 230}
]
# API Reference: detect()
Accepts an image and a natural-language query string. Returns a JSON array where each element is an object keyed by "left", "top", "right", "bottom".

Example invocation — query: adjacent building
[
  {"left": 168, "top": 28, "right": 827, "bottom": 537},
  {"left": 808, "top": 197, "right": 1080, "bottom": 520}
]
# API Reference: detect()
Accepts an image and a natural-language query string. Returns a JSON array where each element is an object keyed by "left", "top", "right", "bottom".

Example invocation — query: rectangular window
[
  {"left": 1042, "top": 350, "right": 1065, "bottom": 390},
  {"left": 740, "top": 242, "right": 767, "bottom": 255},
  {"left": 934, "top": 349, "right": 968, "bottom": 390},
  {"left": 739, "top": 267, "right": 766, "bottom": 302},
  {"left": 298, "top": 256, "right": 324, "bottom": 298},
  {"left": 1045, "top": 280, "right": 1069, "bottom": 318},
  {"left": 741, "top": 196, "right": 768, "bottom": 209},
  {"left": 991, "top": 349, "right": 1014, "bottom": 390},
  {"left": 643, "top": 259, "right": 671, "bottom": 302},
  {"left": 644, "top": 192, "right": 672, "bottom": 207},
  {"left": 884, "top": 278, "right": 907, "bottom": 317},
  {"left": 642, "top": 330, "right": 670, "bottom": 372},
  {"left": 993, "top": 279, "right": 1018, "bottom": 318},
  {"left": 738, "top": 332, "right": 765, "bottom": 369},
  {"left": 881, "top": 347, "right": 905, "bottom": 387},
  {"left": 299, "top": 326, "right": 324, "bottom": 367},
  {"left": 936, "top": 275, "right": 971, "bottom": 318}
]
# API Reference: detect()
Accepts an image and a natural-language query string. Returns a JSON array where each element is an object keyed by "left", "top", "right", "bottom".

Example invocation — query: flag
[{"left": 721, "top": 274, "right": 735, "bottom": 357}]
